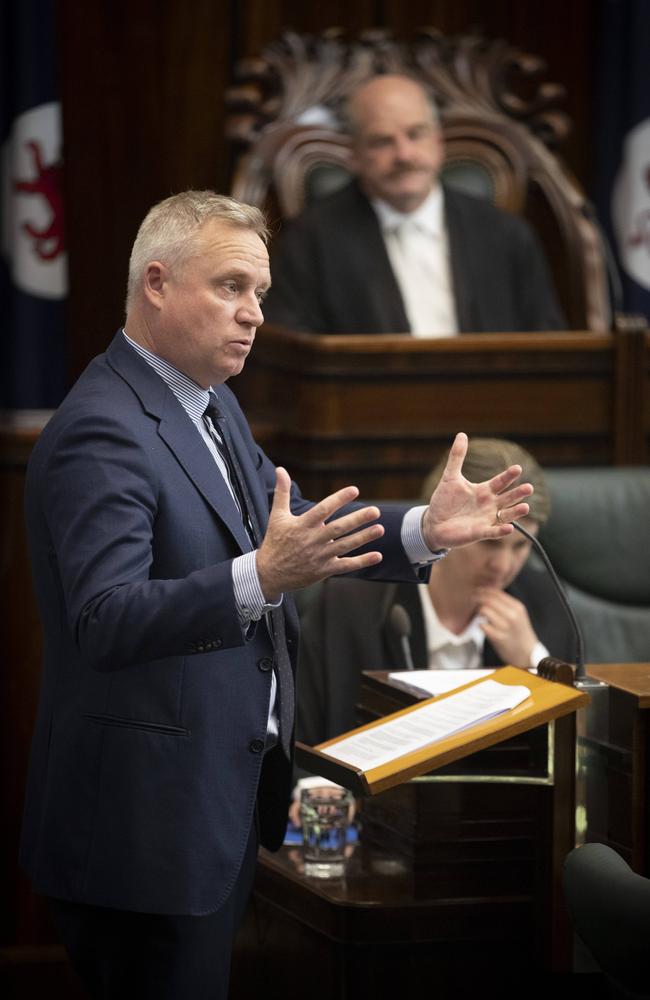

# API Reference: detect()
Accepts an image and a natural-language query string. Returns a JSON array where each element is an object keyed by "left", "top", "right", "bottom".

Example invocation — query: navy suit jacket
[
  {"left": 264, "top": 181, "right": 566, "bottom": 334},
  {"left": 20, "top": 332, "right": 423, "bottom": 915}
]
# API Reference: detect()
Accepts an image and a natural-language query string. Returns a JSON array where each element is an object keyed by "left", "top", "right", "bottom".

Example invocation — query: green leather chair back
[{"left": 541, "top": 468, "right": 650, "bottom": 663}]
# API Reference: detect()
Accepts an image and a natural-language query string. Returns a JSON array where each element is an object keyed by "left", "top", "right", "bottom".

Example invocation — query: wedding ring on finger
[{"left": 495, "top": 508, "right": 503, "bottom": 525}]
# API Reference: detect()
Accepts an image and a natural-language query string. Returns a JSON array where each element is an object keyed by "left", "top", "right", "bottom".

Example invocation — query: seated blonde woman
[{"left": 294, "top": 438, "right": 574, "bottom": 753}]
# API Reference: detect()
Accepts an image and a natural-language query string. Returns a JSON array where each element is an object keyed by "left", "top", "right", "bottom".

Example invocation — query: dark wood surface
[
  {"left": 587, "top": 663, "right": 650, "bottom": 707},
  {"left": 231, "top": 839, "right": 541, "bottom": 999},
  {"left": 579, "top": 664, "right": 650, "bottom": 874},
  {"left": 234, "top": 327, "right": 650, "bottom": 497}
]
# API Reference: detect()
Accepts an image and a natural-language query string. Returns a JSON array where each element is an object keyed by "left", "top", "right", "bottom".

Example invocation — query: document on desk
[
  {"left": 387, "top": 669, "right": 493, "bottom": 699},
  {"left": 321, "top": 679, "right": 531, "bottom": 772}
]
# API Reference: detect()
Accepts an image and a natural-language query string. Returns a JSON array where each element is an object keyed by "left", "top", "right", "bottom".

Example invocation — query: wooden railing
[{"left": 233, "top": 327, "right": 650, "bottom": 498}]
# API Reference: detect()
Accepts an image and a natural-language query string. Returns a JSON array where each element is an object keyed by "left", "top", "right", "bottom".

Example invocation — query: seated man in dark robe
[{"left": 265, "top": 74, "right": 565, "bottom": 336}]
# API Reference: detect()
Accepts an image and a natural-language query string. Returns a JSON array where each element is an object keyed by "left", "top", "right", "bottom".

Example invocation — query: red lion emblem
[{"left": 14, "top": 140, "right": 65, "bottom": 260}]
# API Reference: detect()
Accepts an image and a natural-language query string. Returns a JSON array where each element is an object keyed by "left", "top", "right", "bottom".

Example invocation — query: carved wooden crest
[{"left": 225, "top": 27, "right": 570, "bottom": 150}]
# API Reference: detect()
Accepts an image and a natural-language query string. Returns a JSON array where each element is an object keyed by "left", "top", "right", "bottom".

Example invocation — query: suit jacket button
[
  {"left": 258, "top": 656, "right": 274, "bottom": 673},
  {"left": 249, "top": 739, "right": 265, "bottom": 754}
]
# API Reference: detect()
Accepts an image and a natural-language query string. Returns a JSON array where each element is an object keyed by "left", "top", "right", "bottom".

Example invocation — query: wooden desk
[
  {"left": 231, "top": 670, "right": 580, "bottom": 995},
  {"left": 355, "top": 670, "right": 577, "bottom": 973},
  {"left": 232, "top": 840, "right": 545, "bottom": 999},
  {"left": 234, "top": 327, "right": 650, "bottom": 497},
  {"left": 580, "top": 664, "right": 650, "bottom": 873}
]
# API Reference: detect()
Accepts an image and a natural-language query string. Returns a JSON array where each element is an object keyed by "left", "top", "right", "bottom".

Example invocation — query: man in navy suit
[{"left": 21, "top": 190, "right": 532, "bottom": 999}]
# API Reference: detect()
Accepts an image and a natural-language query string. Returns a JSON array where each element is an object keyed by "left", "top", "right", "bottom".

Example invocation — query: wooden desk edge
[{"left": 587, "top": 663, "right": 650, "bottom": 707}]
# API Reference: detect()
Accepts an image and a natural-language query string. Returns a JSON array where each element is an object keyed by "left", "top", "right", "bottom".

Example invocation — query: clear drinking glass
[{"left": 300, "top": 785, "right": 353, "bottom": 879}]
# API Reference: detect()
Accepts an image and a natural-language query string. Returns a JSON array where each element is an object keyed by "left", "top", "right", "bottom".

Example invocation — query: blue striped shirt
[{"left": 122, "top": 330, "right": 276, "bottom": 624}]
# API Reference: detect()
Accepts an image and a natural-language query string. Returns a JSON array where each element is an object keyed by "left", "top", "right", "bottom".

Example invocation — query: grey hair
[
  {"left": 125, "top": 190, "right": 269, "bottom": 312},
  {"left": 340, "top": 73, "right": 441, "bottom": 138},
  {"left": 421, "top": 438, "right": 551, "bottom": 527}
]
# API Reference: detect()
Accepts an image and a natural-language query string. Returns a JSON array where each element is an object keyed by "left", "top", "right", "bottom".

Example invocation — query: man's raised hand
[
  {"left": 422, "top": 433, "right": 533, "bottom": 552},
  {"left": 256, "top": 467, "right": 384, "bottom": 601}
]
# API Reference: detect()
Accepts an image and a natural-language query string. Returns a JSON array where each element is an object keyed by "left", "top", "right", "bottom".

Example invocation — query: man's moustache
[{"left": 389, "top": 165, "right": 426, "bottom": 177}]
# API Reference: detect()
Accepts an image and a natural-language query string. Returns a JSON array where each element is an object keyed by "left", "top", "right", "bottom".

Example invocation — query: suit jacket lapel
[
  {"left": 158, "top": 405, "right": 252, "bottom": 552},
  {"left": 215, "top": 396, "right": 270, "bottom": 538},
  {"left": 349, "top": 183, "right": 411, "bottom": 333},
  {"left": 106, "top": 333, "right": 252, "bottom": 553},
  {"left": 444, "top": 186, "right": 480, "bottom": 333}
]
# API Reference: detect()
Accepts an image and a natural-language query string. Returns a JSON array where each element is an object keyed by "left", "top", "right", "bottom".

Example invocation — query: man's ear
[{"left": 143, "top": 261, "right": 167, "bottom": 309}]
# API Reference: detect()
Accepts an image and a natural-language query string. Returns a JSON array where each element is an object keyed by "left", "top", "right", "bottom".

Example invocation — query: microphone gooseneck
[{"left": 512, "top": 521, "right": 586, "bottom": 680}]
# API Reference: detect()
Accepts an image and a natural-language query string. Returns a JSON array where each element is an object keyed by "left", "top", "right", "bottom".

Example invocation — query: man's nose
[
  {"left": 240, "top": 293, "right": 264, "bottom": 327},
  {"left": 393, "top": 135, "right": 416, "bottom": 162}
]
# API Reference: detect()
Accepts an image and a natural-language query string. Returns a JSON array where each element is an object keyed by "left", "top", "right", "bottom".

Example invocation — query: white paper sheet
[
  {"left": 387, "top": 669, "right": 493, "bottom": 699},
  {"left": 321, "top": 679, "right": 530, "bottom": 772}
]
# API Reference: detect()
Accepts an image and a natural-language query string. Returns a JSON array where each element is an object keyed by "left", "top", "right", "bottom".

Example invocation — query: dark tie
[{"left": 203, "top": 397, "right": 295, "bottom": 756}]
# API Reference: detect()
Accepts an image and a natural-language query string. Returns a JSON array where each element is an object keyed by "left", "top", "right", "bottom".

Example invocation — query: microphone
[
  {"left": 389, "top": 603, "right": 415, "bottom": 671},
  {"left": 512, "top": 521, "right": 591, "bottom": 683}
]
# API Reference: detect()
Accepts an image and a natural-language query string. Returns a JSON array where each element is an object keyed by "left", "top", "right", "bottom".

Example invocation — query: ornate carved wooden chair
[{"left": 225, "top": 28, "right": 610, "bottom": 331}]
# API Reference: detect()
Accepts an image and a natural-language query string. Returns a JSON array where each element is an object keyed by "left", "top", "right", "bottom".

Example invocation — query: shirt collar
[
  {"left": 122, "top": 328, "right": 213, "bottom": 423},
  {"left": 417, "top": 584, "right": 486, "bottom": 654},
  {"left": 372, "top": 185, "right": 444, "bottom": 238}
]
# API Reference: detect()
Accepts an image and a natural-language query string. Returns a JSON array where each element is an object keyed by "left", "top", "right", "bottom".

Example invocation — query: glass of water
[{"left": 300, "top": 785, "right": 353, "bottom": 879}]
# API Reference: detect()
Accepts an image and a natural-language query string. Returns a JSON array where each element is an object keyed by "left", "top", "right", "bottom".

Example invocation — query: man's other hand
[
  {"left": 422, "top": 432, "right": 533, "bottom": 552},
  {"left": 257, "top": 468, "right": 384, "bottom": 601}
]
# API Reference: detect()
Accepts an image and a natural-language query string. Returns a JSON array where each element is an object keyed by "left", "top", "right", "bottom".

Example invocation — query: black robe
[{"left": 265, "top": 180, "right": 566, "bottom": 334}]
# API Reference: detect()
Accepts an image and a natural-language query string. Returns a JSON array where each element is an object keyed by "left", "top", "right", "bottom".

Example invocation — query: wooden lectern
[{"left": 232, "top": 667, "right": 587, "bottom": 998}]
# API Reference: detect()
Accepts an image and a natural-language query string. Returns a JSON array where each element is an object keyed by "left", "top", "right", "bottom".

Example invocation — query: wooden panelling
[
  {"left": 56, "top": 0, "right": 596, "bottom": 380},
  {"left": 57, "top": 0, "right": 235, "bottom": 382},
  {"left": 383, "top": 0, "right": 595, "bottom": 188},
  {"left": 233, "top": 328, "right": 649, "bottom": 498}
]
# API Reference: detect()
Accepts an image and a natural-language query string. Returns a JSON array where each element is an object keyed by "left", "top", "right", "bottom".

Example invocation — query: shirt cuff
[
  {"left": 232, "top": 551, "right": 283, "bottom": 625},
  {"left": 530, "top": 641, "right": 550, "bottom": 669},
  {"left": 401, "top": 505, "right": 448, "bottom": 565}
]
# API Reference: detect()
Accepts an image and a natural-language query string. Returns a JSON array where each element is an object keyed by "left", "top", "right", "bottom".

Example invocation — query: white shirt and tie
[{"left": 372, "top": 186, "right": 459, "bottom": 337}]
